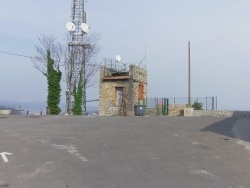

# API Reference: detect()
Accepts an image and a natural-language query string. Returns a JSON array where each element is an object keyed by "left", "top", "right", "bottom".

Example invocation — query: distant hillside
[
  {"left": 0, "top": 101, "right": 46, "bottom": 111},
  {"left": 0, "top": 101, "right": 99, "bottom": 115},
  {"left": 0, "top": 105, "right": 22, "bottom": 115},
  {"left": 0, "top": 105, "right": 15, "bottom": 110}
]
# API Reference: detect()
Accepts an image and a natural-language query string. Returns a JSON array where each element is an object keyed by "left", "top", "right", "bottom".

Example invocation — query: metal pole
[
  {"left": 188, "top": 41, "right": 191, "bottom": 107},
  {"left": 216, "top": 97, "right": 218, "bottom": 110},
  {"left": 163, "top": 98, "right": 165, "bottom": 116},
  {"left": 206, "top": 97, "right": 208, "bottom": 110},
  {"left": 212, "top": 97, "right": 214, "bottom": 110},
  {"left": 156, "top": 98, "right": 159, "bottom": 115},
  {"left": 145, "top": 44, "right": 147, "bottom": 68},
  {"left": 167, "top": 98, "right": 169, "bottom": 115},
  {"left": 164, "top": 98, "right": 166, "bottom": 116},
  {"left": 162, "top": 98, "right": 164, "bottom": 115}
]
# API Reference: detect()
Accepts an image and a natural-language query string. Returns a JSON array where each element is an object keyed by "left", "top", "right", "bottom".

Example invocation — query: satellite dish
[
  {"left": 81, "top": 23, "right": 89, "bottom": 33},
  {"left": 116, "top": 55, "right": 122, "bottom": 62},
  {"left": 66, "top": 22, "right": 76, "bottom": 32}
]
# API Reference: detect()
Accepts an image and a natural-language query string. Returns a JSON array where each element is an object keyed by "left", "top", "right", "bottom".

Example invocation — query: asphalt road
[{"left": 0, "top": 115, "right": 250, "bottom": 188}]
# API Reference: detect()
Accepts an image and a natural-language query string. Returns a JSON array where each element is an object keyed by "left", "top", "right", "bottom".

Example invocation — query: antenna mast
[
  {"left": 66, "top": 0, "right": 89, "bottom": 115},
  {"left": 188, "top": 41, "right": 191, "bottom": 107}
]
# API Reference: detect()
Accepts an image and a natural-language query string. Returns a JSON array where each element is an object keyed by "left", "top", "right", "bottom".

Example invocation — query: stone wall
[
  {"left": 165, "top": 104, "right": 250, "bottom": 118},
  {"left": 144, "top": 104, "right": 186, "bottom": 116},
  {"left": 99, "top": 79, "right": 129, "bottom": 116},
  {"left": 0, "top": 110, "right": 11, "bottom": 115},
  {"left": 168, "top": 104, "right": 187, "bottom": 116},
  {"left": 232, "top": 111, "right": 250, "bottom": 118},
  {"left": 129, "top": 65, "right": 147, "bottom": 105},
  {"left": 145, "top": 108, "right": 157, "bottom": 116},
  {"left": 145, "top": 103, "right": 250, "bottom": 118},
  {"left": 129, "top": 65, "right": 147, "bottom": 82},
  {"left": 193, "top": 110, "right": 233, "bottom": 117},
  {"left": 193, "top": 110, "right": 250, "bottom": 118}
]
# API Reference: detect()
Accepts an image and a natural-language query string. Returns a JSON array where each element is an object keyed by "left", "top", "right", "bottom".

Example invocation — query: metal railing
[{"left": 103, "top": 58, "right": 129, "bottom": 73}]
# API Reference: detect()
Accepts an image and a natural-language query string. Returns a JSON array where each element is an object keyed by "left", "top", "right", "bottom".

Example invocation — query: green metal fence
[{"left": 145, "top": 98, "right": 169, "bottom": 116}]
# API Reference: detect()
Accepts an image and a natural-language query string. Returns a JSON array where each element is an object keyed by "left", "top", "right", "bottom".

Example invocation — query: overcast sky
[{"left": 0, "top": 0, "right": 250, "bottom": 110}]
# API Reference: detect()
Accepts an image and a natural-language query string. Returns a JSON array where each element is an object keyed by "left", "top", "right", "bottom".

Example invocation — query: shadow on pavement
[
  {"left": 201, "top": 117, "right": 237, "bottom": 139},
  {"left": 201, "top": 115, "right": 250, "bottom": 143}
]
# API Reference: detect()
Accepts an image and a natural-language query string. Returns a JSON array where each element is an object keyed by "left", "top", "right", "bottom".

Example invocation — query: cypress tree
[{"left": 47, "top": 51, "right": 62, "bottom": 115}]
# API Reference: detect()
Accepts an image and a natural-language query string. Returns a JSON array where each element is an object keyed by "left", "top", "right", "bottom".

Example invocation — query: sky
[{"left": 0, "top": 0, "right": 250, "bottom": 110}]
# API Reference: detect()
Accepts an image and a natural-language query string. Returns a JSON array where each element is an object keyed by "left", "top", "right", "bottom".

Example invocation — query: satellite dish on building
[
  {"left": 116, "top": 55, "right": 122, "bottom": 62},
  {"left": 66, "top": 22, "right": 76, "bottom": 32},
  {"left": 81, "top": 23, "right": 89, "bottom": 33}
]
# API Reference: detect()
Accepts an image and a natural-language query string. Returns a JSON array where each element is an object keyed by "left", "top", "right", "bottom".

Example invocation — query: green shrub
[{"left": 192, "top": 99, "right": 203, "bottom": 110}]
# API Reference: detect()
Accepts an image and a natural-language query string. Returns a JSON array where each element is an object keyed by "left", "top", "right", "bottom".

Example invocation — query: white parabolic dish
[
  {"left": 81, "top": 23, "right": 89, "bottom": 33},
  {"left": 66, "top": 22, "right": 76, "bottom": 32},
  {"left": 116, "top": 55, "right": 122, "bottom": 62}
]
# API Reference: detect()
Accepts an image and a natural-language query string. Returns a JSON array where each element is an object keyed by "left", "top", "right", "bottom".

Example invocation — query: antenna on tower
[
  {"left": 66, "top": 22, "right": 76, "bottom": 32},
  {"left": 138, "top": 44, "right": 147, "bottom": 67},
  {"left": 81, "top": 23, "right": 89, "bottom": 33},
  {"left": 116, "top": 55, "right": 122, "bottom": 62}
]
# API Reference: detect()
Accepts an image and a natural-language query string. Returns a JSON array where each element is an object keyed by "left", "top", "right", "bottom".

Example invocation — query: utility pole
[{"left": 188, "top": 41, "right": 191, "bottom": 107}]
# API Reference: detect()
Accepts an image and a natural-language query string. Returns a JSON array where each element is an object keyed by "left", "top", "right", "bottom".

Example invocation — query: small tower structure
[{"left": 99, "top": 59, "right": 147, "bottom": 116}]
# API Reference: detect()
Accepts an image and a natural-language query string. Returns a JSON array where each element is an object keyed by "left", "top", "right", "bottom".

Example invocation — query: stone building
[{"left": 99, "top": 59, "right": 147, "bottom": 116}]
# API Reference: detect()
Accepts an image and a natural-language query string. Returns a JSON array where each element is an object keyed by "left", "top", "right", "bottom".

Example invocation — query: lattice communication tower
[{"left": 66, "top": 0, "right": 90, "bottom": 115}]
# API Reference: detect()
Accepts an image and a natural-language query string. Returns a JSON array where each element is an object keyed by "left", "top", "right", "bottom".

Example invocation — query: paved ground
[{"left": 0, "top": 115, "right": 250, "bottom": 188}]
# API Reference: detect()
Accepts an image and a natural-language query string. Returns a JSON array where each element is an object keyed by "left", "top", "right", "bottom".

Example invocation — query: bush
[{"left": 192, "top": 99, "right": 203, "bottom": 110}]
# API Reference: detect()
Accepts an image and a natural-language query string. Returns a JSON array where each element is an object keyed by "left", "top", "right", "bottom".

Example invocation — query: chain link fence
[{"left": 146, "top": 97, "right": 217, "bottom": 111}]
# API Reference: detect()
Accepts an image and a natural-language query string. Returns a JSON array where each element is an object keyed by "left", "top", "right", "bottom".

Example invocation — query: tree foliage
[
  {"left": 33, "top": 33, "right": 100, "bottom": 115},
  {"left": 47, "top": 51, "right": 62, "bottom": 115},
  {"left": 73, "top": 79, "right": 83, "bottom": 115},
  {"left": 64, "top": 33, "right": 101, "bottom": 115},
  {"left": 192, "top": 99, "right": 203, "bottom": 110},
  {"left": 32, "top": 35, "right": 63, "bottom": 115}
]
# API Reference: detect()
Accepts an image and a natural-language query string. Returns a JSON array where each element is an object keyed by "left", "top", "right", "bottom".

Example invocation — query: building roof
[{"left": 102, "top": 76, "right": 130, "bottom": 80}]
